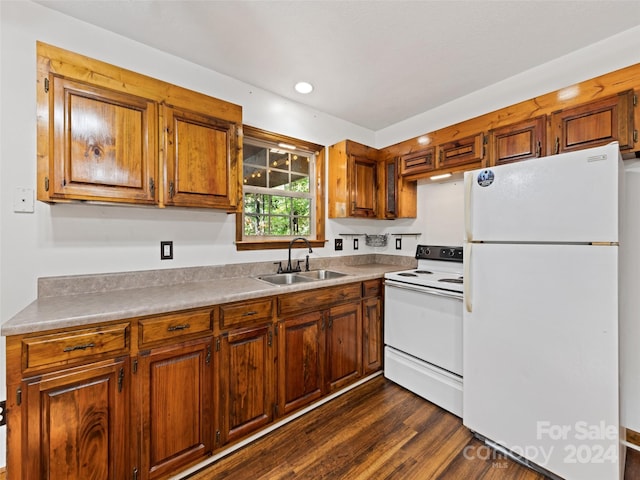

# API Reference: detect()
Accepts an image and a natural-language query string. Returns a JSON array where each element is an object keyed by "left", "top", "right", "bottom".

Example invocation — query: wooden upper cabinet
[
  {"left": 550, "top": 90, "right": 636, "bottom": 154},
  {"left": 44, "top": 75, "right": 158, "bottom": 203},
  {"left": 36, "top": 42, "right": 242, "bottom": 209},
  {"left": 328, "top": 140, "right": 378, "bottom": 218},
  {"left": 162, "top": 105, "right": 238, "bottom": 209},
  {"left": 489, "top": 116, "right": 546, "bottom": 166},
  {"left": 399, "top": 147, "right": 436, "bottom": 176},
  {"left": 437, "top": 133, "right": 485, "bottom": 170}
]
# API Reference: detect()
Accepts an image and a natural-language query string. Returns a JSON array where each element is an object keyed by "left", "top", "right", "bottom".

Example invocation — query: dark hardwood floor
[{"left": 183, "top": 376, "right": 549, "bottom": 480}]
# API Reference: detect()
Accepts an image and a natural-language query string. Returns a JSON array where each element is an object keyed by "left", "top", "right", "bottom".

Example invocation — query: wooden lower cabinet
[
  {"left": 20, "top": 357, "right": 129, "bottom": 480},
  {"left": 136, "top": 338, "right": 214, "bottom": 480},
  {"left": 362, "top": 296, "right": 383, "bottom": 375},
  {"left": 277, "top": 311, "right": 326, "bottom": 416},
  {"left": 218, "top": 324, "right": 275, "bottom": 444},
  {"left": 326, "top": 301, "right": 362, "bottom": 392},
  {"left": 6, "top": 281, "right": 385, "bottom": 479}
]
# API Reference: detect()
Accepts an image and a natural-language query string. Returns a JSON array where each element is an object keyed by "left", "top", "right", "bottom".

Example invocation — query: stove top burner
[
  {"left": 414, "top": 270, "right": 433, "bottom": 274},
  {"left": 440, "top": 277, "right": 463, "bottom": 284},
  {"left": 398, "top": 272, "right": 418, "bottom": 277}
]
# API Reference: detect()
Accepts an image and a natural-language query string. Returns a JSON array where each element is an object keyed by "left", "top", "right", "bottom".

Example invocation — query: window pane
[
  {"left": 269, "top": 215, "right": 291, "bottom": 236},
  {"left": 294, "top": 216, "right": 311, "bottom": 236},
  {"left": 289, "top": 174, "right": 309, "bottom": 193},
  {"left": 292, "top": 197, "right": 311, "bottom": 216},
  {"left": 244, "top": 145, "right": 267, "bottom": 167},
  {"left": 268, "top": 169, "right": 289, "bottom": 189},
  {"left": 290, "top": 154, "right": 310, "bottom": 175},
  {"left": 269, "top": 195, "right": 291, "bottom": 215},
  {"left": 244, "top": 213, "right": 267, "bottom": 236},
  {"left": 243, "top": 165, "right": 267, "bottom": 187}
]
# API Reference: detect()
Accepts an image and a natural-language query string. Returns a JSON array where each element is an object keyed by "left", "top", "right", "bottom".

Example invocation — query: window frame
[{"left": 235, "top": 125, "right": 326, "bottom": 251}]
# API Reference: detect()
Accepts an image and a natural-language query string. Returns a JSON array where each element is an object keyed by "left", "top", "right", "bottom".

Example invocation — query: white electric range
[{"left": 383, "top": 245, "right": 463, "bottom": 417}]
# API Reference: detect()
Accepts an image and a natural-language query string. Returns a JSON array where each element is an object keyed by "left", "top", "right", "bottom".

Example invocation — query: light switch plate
[{"left": 14, "top": 187, "right": 34, "bottom": 213}]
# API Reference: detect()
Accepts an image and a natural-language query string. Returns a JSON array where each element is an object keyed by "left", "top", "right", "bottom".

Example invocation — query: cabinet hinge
[
  {"left": 44, "top": 177, "right": 50, "bottom": 192},
  {"left": 44, "top": 78, "right": 49, "bottom": 93},
  {"left": 274, "top": 403, "right": 279, "bottom": 417},
  {"left": 634, "top": 130, "right": 638, "bottom": 143},
  {"left": 117, "top": 367, "right": 125, "bottom": 393},
  {"left": 216, "top": 337, "right": 221, "bottom": 352},
  {"left": 149, "top": 178, "right": 155, "bottom": 197},
  {"left": 169, "top": 181, "right": 175, "bottom": 199},
  {"left": 634, "top": 94, "right": 637, "bottom": 106},
  {"left": 268, "top": 329, "right": 273, "bottom": 347},
  {"left": 132, "top": 359, "right": 138, "bottom": 374},
  {"left": 16, "top": 387, "right": 22, "bottom": 406},
  {"left": 206, "top": 344, "right": 212, "bottom": 365},
  {"left": 133, "top": 467, "right": 138, "bottom": 480},
  {"left": 0, "top": 400, "right": 6, "bottom": 426},
  {"left": 215, "top": 430, "right": 221, "bottom": 446}
]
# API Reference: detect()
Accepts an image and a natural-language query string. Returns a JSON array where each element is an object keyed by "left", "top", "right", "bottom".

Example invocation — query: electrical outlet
[
  {"left": 13, "top": 187, "right": 34, "bottom": 213},
  {"left": 160, "top": 241, "right": 173, "bottom": 260},
  {"left": 396, "top": 237, "right": 402, "bottom": 250},
  {"left": 353, "top": 238, "right": 359, "bottom": 250},
  {"left": 335, "top": 238, "right": 343, "bottom": 251}
]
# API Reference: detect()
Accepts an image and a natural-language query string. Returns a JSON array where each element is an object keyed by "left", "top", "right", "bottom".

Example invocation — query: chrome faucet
[{"left": 281, "top": 237, "right": 313, "bottom": 273}]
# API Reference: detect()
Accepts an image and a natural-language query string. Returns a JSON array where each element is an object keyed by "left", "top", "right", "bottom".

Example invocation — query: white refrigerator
[{"left": 463, "top": 142, "right": 622, "bottom": 480}]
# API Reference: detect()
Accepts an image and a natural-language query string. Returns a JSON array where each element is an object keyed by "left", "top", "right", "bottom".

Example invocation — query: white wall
[
  {"left": 2, "top": 0, "right": 640, "bottom": 469},
  {"left": 375, "top": 25, "right": 640, "bottom": 148}
]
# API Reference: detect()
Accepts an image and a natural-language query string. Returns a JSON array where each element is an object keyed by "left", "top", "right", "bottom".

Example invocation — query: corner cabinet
[
  {"left": 329, "top": 140, "right": 417, "bottom": 219},
  {"left": 36, "top": 42, "right": 242, "bottom": 210},
  {"left": 328, "top": 140, "right": 379, "bottom": 218}
]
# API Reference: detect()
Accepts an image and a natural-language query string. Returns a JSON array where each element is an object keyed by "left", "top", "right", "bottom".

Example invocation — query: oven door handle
[{"left": 384, "top": 280, "right": 462, "bottom": 300}]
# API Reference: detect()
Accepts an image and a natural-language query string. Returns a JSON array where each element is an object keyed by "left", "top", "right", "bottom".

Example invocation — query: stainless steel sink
[
  {"left": 256, "top": 273, "right": 316, "bottom": 285},
  {"left": 256, "top": 270, "right": 348, "bottom": 285},
  {"left": 298, "top": 269, "right": 348, "bottom": 280}
]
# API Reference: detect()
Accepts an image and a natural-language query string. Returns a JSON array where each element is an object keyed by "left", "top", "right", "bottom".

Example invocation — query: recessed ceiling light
[{"left": 294, "top": 81, "right": 314, "bottom": 94}]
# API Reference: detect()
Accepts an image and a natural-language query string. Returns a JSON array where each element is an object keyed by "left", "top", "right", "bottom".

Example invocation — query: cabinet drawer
[
  {"left": 139, "top": 308, "right": 214, "bottom": 346},
  {"left": 22, "top": 323, "right": 130, "bottom": 371},
  {"left": 362, "top": 279, "right": 382, "bottom": 298},
  {"left": 220, "top": 297, "right": 273, "bottom": 330},
  {"left": 278, "top": 283, "right": 362, "bottom": 316},
  {"left": 399, "top": 148, "right": 435, "bottom": 176}
]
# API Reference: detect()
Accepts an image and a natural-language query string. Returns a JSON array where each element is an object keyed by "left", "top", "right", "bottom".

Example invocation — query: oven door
[{"left": 384, "top": 280, "right": 462, "bottom": 376}]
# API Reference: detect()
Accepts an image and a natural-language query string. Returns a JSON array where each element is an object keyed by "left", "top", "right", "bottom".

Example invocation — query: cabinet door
[
  {"left": 348, "top": 154, "right": 377, "bottom": 217},
  {"left": 437, "top": 133, "right": 485, "bottom": 170},
  {"left": 326, "top": 301, "right": 362, "bottom": 392},
  {"left": 551, "top": 90, "right": 635, "bottom": 154},
  {"left": 163, "top": 105, "right": 237, "bottom": 209},
  {"left": 277, "top": 312, "right": 325, "bottom": 415},
  {"left": 218, "top": 324, "right": 275, "bottom": 444},
  {"left": 362, "top": 296, "right": 383, "bottom": 375},
  {"left": 22, "top": 358, "right": 129, "bottom": 480},
  {"left": 47, "top": 75, "right": 157, "bottom": 203},
  {"left": 489, "top": 116, "right": 546, "bottom": 165},
  {"left": 137, "top": 338, "right": 213, "bottom": 480},
  {"left": 399, "top": 147, "right": 436, "bottom": 176}
]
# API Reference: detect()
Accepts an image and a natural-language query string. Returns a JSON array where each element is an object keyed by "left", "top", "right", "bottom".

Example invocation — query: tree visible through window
[{"left": 243, "top": 138, "right": 315, "bottom": 238}]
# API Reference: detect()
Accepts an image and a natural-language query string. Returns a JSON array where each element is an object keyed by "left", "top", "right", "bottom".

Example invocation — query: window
[{"left": 236, "top": 126, "right": 325, "bottom": 250}]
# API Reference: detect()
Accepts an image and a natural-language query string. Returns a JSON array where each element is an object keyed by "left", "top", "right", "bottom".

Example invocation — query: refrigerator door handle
[
  {"left": 464, "top": 243, "right": 472, "bottom": 313},
  {"left": 464, "top": 172, "right": 473, "bottom": 242}
]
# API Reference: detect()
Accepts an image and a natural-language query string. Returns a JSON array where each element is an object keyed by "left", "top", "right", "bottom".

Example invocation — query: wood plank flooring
[{"left": 183, "top": 377, "right": 548, "bottom": 480}]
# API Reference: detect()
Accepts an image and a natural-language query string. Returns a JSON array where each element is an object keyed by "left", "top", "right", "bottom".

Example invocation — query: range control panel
[{"left": 415, "top": 245, "right": 463, "bottom": 262}]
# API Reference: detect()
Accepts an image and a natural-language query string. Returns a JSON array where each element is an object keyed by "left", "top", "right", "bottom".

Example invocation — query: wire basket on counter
[{"left": 365, "top": 234, "right": 388, "bottom": 247}]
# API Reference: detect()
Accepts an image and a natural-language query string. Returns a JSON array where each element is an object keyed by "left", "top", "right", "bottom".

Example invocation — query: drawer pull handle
[
  {"left": 242, "top": 311, "right": 258, "bottom": 316},
  {"left": 63, "top": 342, "right": 95, "bottom": 353},
  {"left": 167, "top": 323, "right": 191, "bottom": 332}
]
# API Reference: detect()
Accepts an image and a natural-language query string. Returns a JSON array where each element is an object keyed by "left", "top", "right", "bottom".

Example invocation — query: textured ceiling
[{"left": 35, "top": 0, "right": 640, "bottom": 130}]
